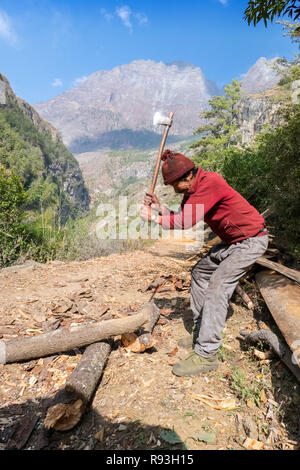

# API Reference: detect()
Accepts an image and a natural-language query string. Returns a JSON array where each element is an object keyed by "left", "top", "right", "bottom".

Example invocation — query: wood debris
[
  {"left": 189, "top": 393, "right": 237, "bottom": 410},
  {"left": 243, "top": 437, "right": 265, "bottom": 450}
]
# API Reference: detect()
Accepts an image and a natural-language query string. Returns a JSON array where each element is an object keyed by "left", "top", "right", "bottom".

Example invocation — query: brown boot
[{"left": 172, "top": 351, "right": 219, "bottom": 377}]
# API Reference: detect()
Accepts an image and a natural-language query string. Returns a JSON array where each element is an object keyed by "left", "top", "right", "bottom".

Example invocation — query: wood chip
[
  {"left": 94, "top": 428, "right": 105, "bottom": 442},
  {"left": 167, "top": 346, "right": 178, "bottom": 357},
  {"left": 121, "top": 333, "right": 154, "bottom": 353},
  {"left": 253, "top": 349, "right": 274, "bottom": 360},
  {"left": 260, "top": 390, "right": 268, "bottom": 404},
  {"left": 243, "top": 437, "right": 265, "bottom": 450}
]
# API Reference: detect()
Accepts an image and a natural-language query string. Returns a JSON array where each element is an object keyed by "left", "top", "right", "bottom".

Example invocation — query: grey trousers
[{"left": 191, "top": 234, "right": 269, "bottom": 358}]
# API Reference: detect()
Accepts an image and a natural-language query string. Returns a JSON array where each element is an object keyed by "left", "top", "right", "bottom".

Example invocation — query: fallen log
[
  {"left": 44, "top": 341, "right": 111, "bottom": 431},
  {"left": 0, "top": 302, "right": 160, "bottom": 364},
  {"left": 235, "top": 284, "right": 254, "bottom": 310},
  {"left": 240, "top": 329, "right": 300, "bottom": 383},
  {"left": 256, "top": 257, "right": 300, "bottom": 285}
]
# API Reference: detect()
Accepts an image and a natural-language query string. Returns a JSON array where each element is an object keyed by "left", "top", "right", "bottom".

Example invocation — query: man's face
[
  {"left": 170, "top": 171, "right": 194, "bottom": 194},
  {"left": 171, "top": 179, "right": 190, "bottom": 193}
]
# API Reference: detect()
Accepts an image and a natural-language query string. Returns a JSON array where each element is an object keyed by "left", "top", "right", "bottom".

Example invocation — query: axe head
[{"left": 153, "top": 111, "right": 173, "bottom": 127}]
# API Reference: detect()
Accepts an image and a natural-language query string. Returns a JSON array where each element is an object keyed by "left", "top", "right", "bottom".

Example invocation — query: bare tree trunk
[
  {"left": 44, "top": 341, "right": 111, "bottom": 431},
  {"left": 0, "top": 302, "right": 160, "bottom": 364}
]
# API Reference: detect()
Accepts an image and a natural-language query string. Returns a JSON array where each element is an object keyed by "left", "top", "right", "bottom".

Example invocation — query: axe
[
  {"left": 141, "top": 111, "right": 174, "bottom": 225},
  {"left": 148, "top": 111, "right": 174, "bottom": 196}
]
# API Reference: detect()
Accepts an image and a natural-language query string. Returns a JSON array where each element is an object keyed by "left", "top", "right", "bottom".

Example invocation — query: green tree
[
  {"left": 244, "top": 1, "right": 300, "bottom": 28},
  {"left": 0, "top": 165, "right": 28, "bottom": 266},
  {"left": 268, "top": 21, "right": 300, "bottom": 90},
  {"left": 190, "top": 79, "right": 242, "bottom": 171},
  {"left": 222, "top": 105, "right": 300, "bottom": 258}
]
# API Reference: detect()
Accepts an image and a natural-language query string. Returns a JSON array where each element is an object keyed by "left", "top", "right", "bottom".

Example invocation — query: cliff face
[
  {"left": 235, "top": 88, "right": 285, "bottom": 145},
  {"left": 34, "top": 60, "right": 220, "bottom": 152},
  {"left": 0, "top": 73, "right": 90, "bottom": 221}
]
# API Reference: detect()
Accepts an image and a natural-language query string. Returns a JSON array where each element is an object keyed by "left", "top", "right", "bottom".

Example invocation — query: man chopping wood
[{"left": 140, "top": 149, "right": 268, "bottom": 377}]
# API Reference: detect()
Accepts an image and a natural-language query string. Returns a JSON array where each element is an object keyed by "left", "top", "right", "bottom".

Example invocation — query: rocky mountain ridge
[
  {"left": 33, "top": 60, "right": 220, "bottom": 153},
  {"left": 241, "top": 57, "right": 281, "bottom": 94},
  {"left": 34, "top": 58, "right": 282, "bottom": 153}
]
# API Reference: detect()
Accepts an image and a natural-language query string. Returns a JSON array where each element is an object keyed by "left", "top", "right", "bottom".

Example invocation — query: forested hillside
[{"left": 0, "top": 73, "right": 90, "bottom": 266}]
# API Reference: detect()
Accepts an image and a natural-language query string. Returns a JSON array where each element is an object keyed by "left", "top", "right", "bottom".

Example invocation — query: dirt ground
[{"left": 0, "top": 238, "right": 299, "bottom": 451}]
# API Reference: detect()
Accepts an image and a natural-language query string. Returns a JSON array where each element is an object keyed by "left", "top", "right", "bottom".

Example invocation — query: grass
[{"left": 230, "top": 367, "right": 265, "bottom": 407}]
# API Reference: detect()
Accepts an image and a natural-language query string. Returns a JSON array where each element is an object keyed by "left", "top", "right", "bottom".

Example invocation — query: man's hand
[
  {"left": 140, "top": 204, "right": 153, "bottom": 222},
  {"left": 144, "top": 192, "right": 161, "bottom": 213}
]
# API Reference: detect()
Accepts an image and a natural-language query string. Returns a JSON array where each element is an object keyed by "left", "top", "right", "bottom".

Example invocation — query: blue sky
[{"left": 0, "top": 0, "right": 298, "bottom": 104}]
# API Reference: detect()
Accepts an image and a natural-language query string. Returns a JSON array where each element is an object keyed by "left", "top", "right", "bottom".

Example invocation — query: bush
[
  {"left": 0, "top": 165, "right": 28, "bottom": 266},
  {"left": 222, "top": 105, "right": 300, "bottom": 259}
]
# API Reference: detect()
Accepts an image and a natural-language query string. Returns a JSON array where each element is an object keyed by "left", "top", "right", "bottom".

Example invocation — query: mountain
[
  {"left": 0, "top": 73, "right": 90, "bottom": 223},
  {"left": 241, "top": 57, "right": 281, "bottom": 94},
  {"left": 34, "top": 60, "right": 220, "bottom": 153}
]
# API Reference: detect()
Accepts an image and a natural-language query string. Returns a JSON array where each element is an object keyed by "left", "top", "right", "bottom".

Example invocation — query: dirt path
[{"left": 0, "top": 240, "right": 299, "bottom": 450}]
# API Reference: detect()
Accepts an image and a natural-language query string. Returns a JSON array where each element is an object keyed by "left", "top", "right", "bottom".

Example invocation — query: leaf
[
  {"left": 159, "top": 430, "right": 182, "bottom": 445},
  {"left": 167, "top": 346, "right": 178, "bottom": 357},
  {"left": 192, "top": 432, "right": 216, "bottom": 443}
]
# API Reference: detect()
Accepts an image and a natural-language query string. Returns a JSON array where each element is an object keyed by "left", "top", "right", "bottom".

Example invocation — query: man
[{"left": 140, "top": 149, "right": 268, "bottom": 377}]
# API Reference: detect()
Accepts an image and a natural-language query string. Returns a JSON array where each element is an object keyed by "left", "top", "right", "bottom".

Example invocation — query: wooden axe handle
[{"left": 148, "top": 111, "right": 174, "bottom": 195}]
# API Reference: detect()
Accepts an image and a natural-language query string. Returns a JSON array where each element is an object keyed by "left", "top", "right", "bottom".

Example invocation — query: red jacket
[{"left": 161, "top": 168, "right": 266, "bottom": 244}]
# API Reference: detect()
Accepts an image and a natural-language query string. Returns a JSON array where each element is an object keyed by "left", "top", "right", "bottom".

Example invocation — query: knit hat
[{"left": 161, "top": 149, "right": 195, "bottom": 185}]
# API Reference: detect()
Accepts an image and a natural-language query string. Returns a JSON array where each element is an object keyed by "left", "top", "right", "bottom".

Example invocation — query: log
[
  {"left": 44, "top": 341, "right": 111, "bottom": 431},
  {"left": 240, "top": 329, "right": 300, "bottom": 383},
  {"left": 0, "top": 302, "right": 160, "bottom": 364},
  {"left": 235, "top": 284, "right": 254, "bottom": 310},
  {"left": 256, "top": 257, "right": 300, "bottom": 285}
]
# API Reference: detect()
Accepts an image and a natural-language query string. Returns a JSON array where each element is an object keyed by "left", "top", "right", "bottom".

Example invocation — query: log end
[
  {"left": 0, "top": 341, "right": 6, "bottom": 365},
  {"left": 44, "top": 399, "right": 85, "bottom": 432},
  {"left": 121, "top": 332, "right": 155, "bottom": 352}
]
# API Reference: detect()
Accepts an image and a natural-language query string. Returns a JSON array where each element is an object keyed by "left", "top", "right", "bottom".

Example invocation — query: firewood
[
  {"left": 240, "top": 329, "right": 300, "bottom": 383},
  {"left": 0, "top": 302, "right": 160, "bottom": 364},
  {"left": 44, "top": 341, "right": 111, "bottom": 431},
  {"left": 235, "top": 284, "right": 254, "bottom": 310}
]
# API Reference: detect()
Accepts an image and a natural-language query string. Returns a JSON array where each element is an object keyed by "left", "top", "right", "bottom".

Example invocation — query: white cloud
[
  {"left": 100, "top": 8, "right": 113, "bottom": 22},
  {"left": 134, "top": 12, "right": 148, "bottom": 25},
  {"left": 101, "top": 6, "right": 148, "bottom": 32},
  {"left": 73, "top": 76, "right": 88, "bottom": 87},
  {"left": 52, "top": 78, "right": 63, "bottom": 87},
  {"left": 116, "top": 6, "right": 132, "bottom": 32},
  {"left": 0, "top": 10, "right": 17, "bottom": 46},
  {"left": 218, "top": 0, "right": 228, "bottom": 5}
]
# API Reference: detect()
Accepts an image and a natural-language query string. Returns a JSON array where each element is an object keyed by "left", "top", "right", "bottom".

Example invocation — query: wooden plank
[
  {"left": 256, "top": 270, "right": 300, "bottom": 367},
  {"left": 256, "top": 257, "right": 300, "bottom": 285}
]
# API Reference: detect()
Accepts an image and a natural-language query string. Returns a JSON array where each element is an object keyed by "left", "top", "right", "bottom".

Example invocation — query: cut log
[
  {"left": 240, "top": 329, "right": 300, "bottom": 383},
  {"left": 0, "top": 302, "right": 160, "bottom": 364},
  {"left": 256, "top": 257, "right": 300, "bottom": 285},
  {"left": 44, "top": 341, "right": 111, "bottom": 431}
]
